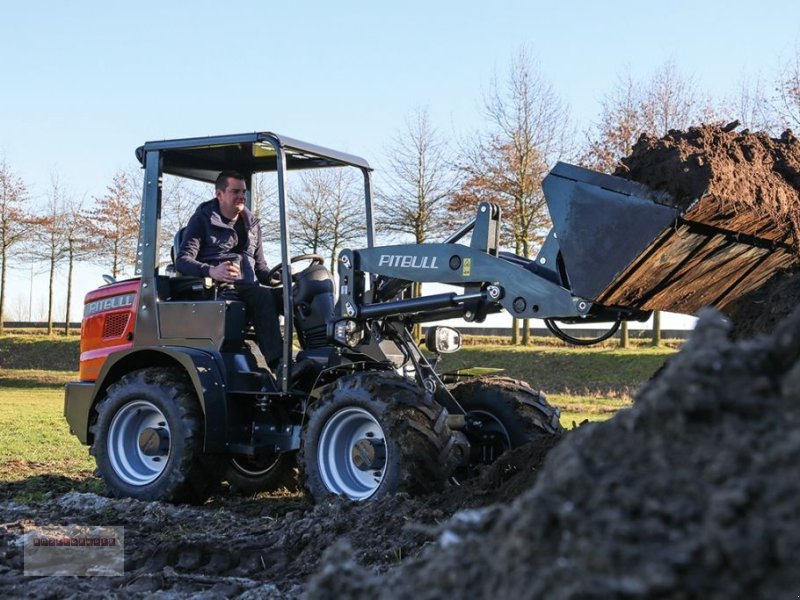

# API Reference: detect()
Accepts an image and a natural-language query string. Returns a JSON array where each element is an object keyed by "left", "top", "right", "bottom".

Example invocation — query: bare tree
[
  {"left": 455, "top": 48, "right": 570, "bottom": 344},
  {"left": 644, "top": 59, "right": 700, "bottom": 135},
  {"left": 377, "top": 108, "right": 455, "bottom": 245},
  {"left": 582, "top": 61, "right": 710, "bottom": 173},
  {"left": 161, "top": 176, "right": 206, "bottom": 264},
  {"left": 580, "top": 70, "right": 648, "bottom": 172},
  {"left": 324, "top": 169, "right": 364, "bottom": 272},
  {"left": 775, "top": 45, "right": 800, "bottom": 129},
  {"left": 288, "top": 169, "right": 363, "bottom": 271},
  {"left": 62, "top": 195, "right": 93, "bottom": 334},
  {"left": 0, "top": 159, "right": 35, "bottom": 334},
  {"left": 582, "top": 60, "right": 710, "bottom": 347},
  {"left": 30, "top": 173, "right": 72, "bottom": 334},
  {"left": 83, "top": 170, "right": 141, "bottom": 279},
  {"left": 734, "top": 73, "right": 780, "bottom": 133},
  {"left": 376, "top": 107, "right": 456, "bottom": 341},
  {"left": 289, "top": 171, "right": 330, "bottom": 256},
  {"left": 252, "top": 173, "right": 280, "bottom": 253}
]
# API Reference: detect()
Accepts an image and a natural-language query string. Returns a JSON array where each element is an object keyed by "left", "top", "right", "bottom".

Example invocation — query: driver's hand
[{"left": 209, "top": 260, "right": 240, "bottom": 283}]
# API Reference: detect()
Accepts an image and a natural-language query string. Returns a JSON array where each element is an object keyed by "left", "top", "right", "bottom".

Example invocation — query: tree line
[{"left": 1, "top": 47, "right": 799, "bottom": 339}]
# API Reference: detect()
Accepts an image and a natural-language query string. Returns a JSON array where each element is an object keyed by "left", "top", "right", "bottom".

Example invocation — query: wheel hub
[
  {"left": 139, "top": 427, "right": 170, "bottom": 456},
  {"left": 317, "top": 407, "right": 388, "bottom": 500},
  {"left": 352, "top": 438, "right": 386, "bottom": 471},
  {"left": 107, "top": 400, "right": 171, "bottom": 486}
]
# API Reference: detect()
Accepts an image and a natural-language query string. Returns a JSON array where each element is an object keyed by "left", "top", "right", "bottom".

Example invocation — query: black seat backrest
[{"left": 170, "top": 226, "right": 187, "bottom": 267}]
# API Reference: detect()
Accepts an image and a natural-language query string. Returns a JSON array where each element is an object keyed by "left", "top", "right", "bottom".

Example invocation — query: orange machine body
[{"left": 78, "top": 279, "right": 139, "bottom": 381}]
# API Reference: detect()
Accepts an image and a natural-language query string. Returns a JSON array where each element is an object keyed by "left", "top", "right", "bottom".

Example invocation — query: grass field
[{"left": 0, "top": 335, "right": 679, "bottom": 501}]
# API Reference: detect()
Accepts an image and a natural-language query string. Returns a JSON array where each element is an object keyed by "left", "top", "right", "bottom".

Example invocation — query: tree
[
  {"left": 377, "top": 108, "right": 455, "bottom": 246},
  {"left": 252, "top": 173, "right": 280, "bottom": 255},
  {"left": 319, "top": 169, "right": 363, "bottom": 272},
  {"left": 161, "top": 175, "right": 206, "bottom": 264},
  {"left": 582, "top": 61, "right": 711, "bottom": 347},
  {"left": 582, "top": 61, "right": 707, "bottom": 173},
  {"left": 288, "top": 169, "right": 363, "bottom": 271},
  {"left": 289, "top": 171, "right": 329, "bottom": 256},
  {"left": 62, "top": 195, "right": 93, "bottom": 334},
  {"left": 580, "top": 70, "right": 648, "bottom": 172},
  {"left": 775, "top": 46, "right": 800, "bottom": 129},
  {"left": 733, "top": 74, "right": 780, "bottom": 133},
  {"left": 30, "top": 174, "right": 71, "bottom": 334},
  {"left": 83, "top": 171, "right": 141, "bottom": 279},
  {"left": 0, "top": 159, "right": 34, "bottom": 334},
  {"left": 376, "top": 108, "right": 456, "bottom": 340},
  {"left": 454, "top": 48, "right": 570, "bottom": 345}
]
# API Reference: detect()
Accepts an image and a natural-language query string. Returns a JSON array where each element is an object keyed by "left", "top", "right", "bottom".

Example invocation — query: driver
[{"left": 176, "top": 170, "right": 283, "bottom": 372}]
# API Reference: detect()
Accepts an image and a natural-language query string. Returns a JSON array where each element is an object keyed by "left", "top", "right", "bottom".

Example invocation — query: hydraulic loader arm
[{"left": 337, "top": 243, "right": 589, "bottom": 324}]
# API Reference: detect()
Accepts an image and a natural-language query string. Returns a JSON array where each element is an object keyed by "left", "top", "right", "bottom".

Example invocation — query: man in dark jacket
[{"left": 176, "top": 170, "right": 282, "bottom": 370}]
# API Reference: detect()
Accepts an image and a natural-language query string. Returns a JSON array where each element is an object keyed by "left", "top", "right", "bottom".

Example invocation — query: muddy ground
[
  {"left": 3, "top": 306, "right": 799, "bottom": 599},
  {"left": 3, "top": 124, "right": 800, "bottom": 598},
  {"left": 0, "top": 438, "right": 561, "bottom": 598}
]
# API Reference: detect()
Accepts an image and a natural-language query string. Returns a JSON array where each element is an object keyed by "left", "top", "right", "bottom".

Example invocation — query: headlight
[
  {"left": 424, "top": 326, "right": 462, "bottom": 354},
  {"left": 330, "top": 319, "right": 365, "bottom": 348}
]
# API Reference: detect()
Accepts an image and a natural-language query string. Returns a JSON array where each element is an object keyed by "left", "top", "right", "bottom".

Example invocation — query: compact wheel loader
[{"left": 64, "top": 132, "right": 789, "bottom": 504}]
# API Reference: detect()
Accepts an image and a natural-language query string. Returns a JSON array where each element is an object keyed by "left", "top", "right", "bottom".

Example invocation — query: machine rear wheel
[
  {"left": 451, "top": 376, "right": 564, "bottom": 469},
  {"left": 300, "top": 372, "right": 466, "bottom": 502},
  {"left": 90, "top": 367, "right": 216, "bottom": 504}
]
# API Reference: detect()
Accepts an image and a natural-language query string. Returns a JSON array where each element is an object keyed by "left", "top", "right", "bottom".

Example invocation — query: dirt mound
[
  {"left": 306, "top": 307, "right": 800, "bottom": 599},
  {"left": 723, "top": 266, "right": 800, "bottom": 339},
  {"left": 617, "top": 123, "right": 800, "bottom": 246}
]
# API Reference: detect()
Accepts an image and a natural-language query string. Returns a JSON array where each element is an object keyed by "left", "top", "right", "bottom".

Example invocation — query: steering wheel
[{"left": 266, "top": 254, "right": 325, "bottom": 286}]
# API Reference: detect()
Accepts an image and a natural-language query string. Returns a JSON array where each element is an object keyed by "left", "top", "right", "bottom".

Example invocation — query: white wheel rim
[
  {"left": 317, "top": 407, "right": 387, "bottom": 500},
  {"left": 107, "top": 400, "right": 170, "bottom": 486}
]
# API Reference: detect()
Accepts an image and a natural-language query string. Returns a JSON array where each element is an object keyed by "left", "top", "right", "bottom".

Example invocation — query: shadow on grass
[
  {"left": 439, "top": 348, "right": 673, "bottom": 395},
  {"left": 0, "top": 373, "right": 72, "bottom": 389},
  {"left": 0, "top": 474, "right": 103, "bottom": 503}
]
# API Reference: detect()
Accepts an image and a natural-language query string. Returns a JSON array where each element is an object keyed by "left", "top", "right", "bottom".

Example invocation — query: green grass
[
  {"left": 0, "top": 371, "right": 99, "bottom": 501},
  {"left": 0, "top": 338, "right": 679, "bottom": 501},
  {"left": 437, "top": 343, "right": 677, "bottom": 424}
]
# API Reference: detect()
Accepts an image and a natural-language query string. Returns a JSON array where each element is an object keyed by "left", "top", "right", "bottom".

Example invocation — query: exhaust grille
[{"left": 103, "top": 312, "right": 130, "bottom": 339}]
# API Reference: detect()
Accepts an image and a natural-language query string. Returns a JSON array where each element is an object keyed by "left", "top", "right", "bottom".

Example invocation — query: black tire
[
  {"left": 222, "top": 452, "right": 299, "bottom": 495},
  {"left": 300, "top": 371, "right": 466, "bottom": 502},
  {"left": 451, "top": 376, "right": 564, "bottom": 468},
  {"left": 89, "top": 367, "right": 217, "bottom": 504}
]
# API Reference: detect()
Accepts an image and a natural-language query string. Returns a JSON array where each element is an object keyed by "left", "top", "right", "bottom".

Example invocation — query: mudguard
[{"left": 64, "top": 346, "right": 229, "bottom": 452}]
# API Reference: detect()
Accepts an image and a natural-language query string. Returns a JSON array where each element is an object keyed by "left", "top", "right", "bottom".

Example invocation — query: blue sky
[{"left": 1, "top": 0, "right": 798, "bottom": 322}]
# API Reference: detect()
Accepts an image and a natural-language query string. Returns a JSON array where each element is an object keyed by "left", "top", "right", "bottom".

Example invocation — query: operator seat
[{"left": 166, "top": 227, "right": 215, "bottom": 300}]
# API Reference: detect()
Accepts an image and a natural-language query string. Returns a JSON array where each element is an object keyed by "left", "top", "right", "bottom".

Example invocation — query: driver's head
[{"left": 215, "top": 170, "right": 247, "bottom": 218}]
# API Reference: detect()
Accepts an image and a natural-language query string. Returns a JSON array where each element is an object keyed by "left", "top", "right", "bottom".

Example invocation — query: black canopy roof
[{"left": 135, "top": 132, "right": 371, "bottom": 183}]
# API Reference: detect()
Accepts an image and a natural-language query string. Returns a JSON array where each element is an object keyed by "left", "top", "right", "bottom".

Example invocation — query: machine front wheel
[{"left": 300, "top": 372, "right": 465, "bottom": 502}]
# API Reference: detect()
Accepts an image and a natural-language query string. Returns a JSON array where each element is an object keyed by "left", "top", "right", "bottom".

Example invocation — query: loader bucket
[{"left": 541, "top": 162, "right": 796, "bottom": 316}]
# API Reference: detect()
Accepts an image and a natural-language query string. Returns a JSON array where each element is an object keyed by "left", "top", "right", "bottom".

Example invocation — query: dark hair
[{"left": 215, "top": 170, "right": 245, "bottom": 192}]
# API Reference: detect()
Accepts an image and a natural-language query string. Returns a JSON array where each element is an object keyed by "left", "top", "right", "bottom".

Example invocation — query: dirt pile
[
  {"left": 604, "top": 123, "right": 800, "bottom": 327},
  {"left": 617, "top": 123, "right": 800, "bottom": 246},
  {"left": 306, "top": 306, "right": 800, "bottom": 599},
  {"left": 724, "top": 266, "right": 800, "bottom": 339}
]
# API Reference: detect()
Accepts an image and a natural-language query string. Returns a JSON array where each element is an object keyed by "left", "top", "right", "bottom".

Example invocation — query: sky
[{"left": 1, "top": 0, "right": 799, "bottom": 325}]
